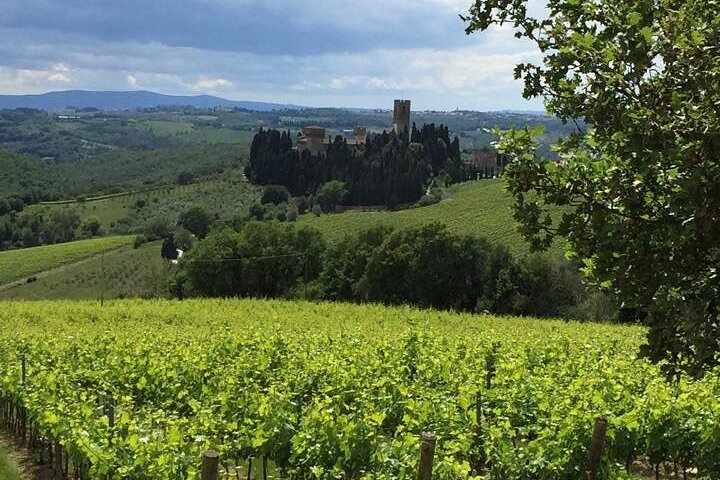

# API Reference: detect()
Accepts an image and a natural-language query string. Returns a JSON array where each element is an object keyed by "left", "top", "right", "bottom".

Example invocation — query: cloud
[
  {"left": 0, "top": 0, "right": 483, "bottom": 56},
  {"left": 0, "top": 63, "right": 75, "bottom": 93},
  {"left": 193, "top": 78, "right": 233, "bottom": 91},
  {"left": 47, "top": 73, "right": 70, "bottom": 83},
  {"left": 0, "top": 0, "right": 544, "bottom": 110}
]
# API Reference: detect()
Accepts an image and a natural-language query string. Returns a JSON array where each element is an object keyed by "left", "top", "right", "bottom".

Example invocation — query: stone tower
[
  {"left": 393, "top": 99, "right": 411, "bottom": 136},
  {"left": 353, "top": 126, "right": 367, "bottom": 145},
  {"left": 296, "top": 126, "right": 326, "bottom": 155}
]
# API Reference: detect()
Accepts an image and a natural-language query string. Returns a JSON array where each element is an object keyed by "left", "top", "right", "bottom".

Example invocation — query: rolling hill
[
  {"left": 0, "top": 148, "right": 64, "bottom": 201},
  {"left": 3, "top": 179, "right": 552, "bottom": 301},
  {"left": 0, "top": 235, "right": 134, "bottom": 286},
  {"left": 298, "top": 179, "right": 562, "bottom": 255},
  {"left": 29, "top": 171, "right": 260, "bottom": 233},
  {"left": 0, "top": 90, "right": 305, "bottom": 112},
  {"left": 0, "top": 241, "right": 167, "bottom": 300}
]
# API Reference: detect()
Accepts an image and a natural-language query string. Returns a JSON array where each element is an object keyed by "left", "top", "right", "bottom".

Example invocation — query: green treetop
[{"left": 464, "top": 0, "right": 720, "bottom": 376}]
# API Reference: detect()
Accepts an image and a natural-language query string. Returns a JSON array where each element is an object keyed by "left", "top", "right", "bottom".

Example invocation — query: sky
[{"left": 0, "top": 0, "right": 545, "bottom": 111}]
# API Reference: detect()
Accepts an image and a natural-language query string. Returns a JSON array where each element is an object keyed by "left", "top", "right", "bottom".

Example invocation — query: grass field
[
  {"left": 181, "top": 127, "right": 255, "bottom": 144},
  {"left": 0, "top": 241, "right": 168, "bottom": 300},
  {"left": 147, "top": 120, "right": 194, "bottom": 136},
  {"left": 145, "top": 120, "right": 256, "bottom": 145},
  {"left": 0, "top": 236, "right": 134, "bottom": 286},
  {"left": 299, "top": 179, "right": 562, "bottom": 255}
]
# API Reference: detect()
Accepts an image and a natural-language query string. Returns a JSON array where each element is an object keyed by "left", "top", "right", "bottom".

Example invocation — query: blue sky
[{"left": 0, "top": 0, "right": 545, "bottom": 110}]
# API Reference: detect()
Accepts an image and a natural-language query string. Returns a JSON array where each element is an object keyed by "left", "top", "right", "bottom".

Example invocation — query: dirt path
[
  {"left": 0, "top": 433, "right": 52, "bottom": 480},
  {"left": 0, "top": 245, "right": 130, "bottom": 293}
]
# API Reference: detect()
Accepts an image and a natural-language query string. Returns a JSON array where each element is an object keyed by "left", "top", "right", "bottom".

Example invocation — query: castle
[
  {"left": 296, "top": 99, "right": 410, "bottom": 156},
  {"left": 392, "top": 99, "right": 410, "bottom": 136}
]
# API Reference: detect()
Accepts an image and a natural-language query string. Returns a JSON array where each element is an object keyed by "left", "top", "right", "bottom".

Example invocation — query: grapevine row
[{"left": 0, "top": 299, "right": 717, "bottom": 479}]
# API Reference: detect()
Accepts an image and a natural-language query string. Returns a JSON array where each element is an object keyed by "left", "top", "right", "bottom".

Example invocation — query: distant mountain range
[{"left": 0, "top": 90, "right": 306, "bottom": 112}]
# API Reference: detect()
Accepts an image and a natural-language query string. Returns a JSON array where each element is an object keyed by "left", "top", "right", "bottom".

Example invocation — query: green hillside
[
  {"left": 299, "top": 179, "right": 560, "bottom": 255},
  {"left": 29, "top": 172, "right": 260, "bottom": 233},
  {"left": 6, "top": 180, "right": 555, "bottom": 301},
  {"left": 0, "top": 241, "right": 168, "bottom": 300},
  {"left": 0, "top": 108, "right": 256, "bottom": 163},
  {"left": 28, "top": 179, "right": 539, "bottom": 251},
  {"left": 1, "top": 142, "right": 249, "bottom": 206},
  {"left": 0, "top": 235, "right": 133, "bottom": 285},
  {"left": 55, "top": 143, "right": 248, "bottom": 196},
  {"left": 0, "top": 148, "right": 65, "bottom": 202}
]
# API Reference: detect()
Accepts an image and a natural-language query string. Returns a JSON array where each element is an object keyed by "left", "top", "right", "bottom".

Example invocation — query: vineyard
[
  {"left": 297, "top": 180, "right": 565, "bottom": 255},
  {"left": 29, "top": 171, "right": 259, "bottom": 233},
  {"left": 0, "top": 236, "right": 134, "bottom": 286},
  {"left": 0, "top": 299, "right": 718, "bottom": 479},
  {"left": 0, "top": 242, "right": 168, "bottom": 301}
]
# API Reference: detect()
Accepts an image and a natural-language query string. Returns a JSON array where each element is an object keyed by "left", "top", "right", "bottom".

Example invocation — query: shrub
[
  {"left": 315, "top": 181, "right": 348, "bottom": 213},
  {"left": 415, "top": 194, "right": 439, "bottom": 208},
  {"left": 248, "top": 203, "right": 267, "bottom": 221},
  {"left": 261, "top": 185, "right": 291, "bottom": 206},
  {"left": 178, "top": 207, "right": 212, "bottom": 239}
]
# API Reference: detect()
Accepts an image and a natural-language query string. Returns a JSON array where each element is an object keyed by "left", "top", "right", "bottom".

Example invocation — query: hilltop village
[
  {"left": 246, "top": 100, "right": 477, "bottom": 208},
  {"left": 246, "top": 99, "right": 486, "bottom": 206}
]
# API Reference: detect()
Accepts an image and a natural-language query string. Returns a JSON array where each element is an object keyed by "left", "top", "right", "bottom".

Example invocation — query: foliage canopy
[
  {"left": 179, "top": 222, "right": 324, "bottom": 298},
  {"left": 465, "top": 0, "right": 720, "bottom": 376}
]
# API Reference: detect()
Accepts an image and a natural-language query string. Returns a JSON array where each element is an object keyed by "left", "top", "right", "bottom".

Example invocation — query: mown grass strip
[{"left": 0, "top": 439, "right": 24, "bottom": 480}]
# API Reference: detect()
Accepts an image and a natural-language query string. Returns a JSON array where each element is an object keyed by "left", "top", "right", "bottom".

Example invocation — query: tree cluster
[
  {"left": 0, "top": 208, "right": 101, "bottom": 250},
  {"left": 246, "top": 124, "right": 474, "bottom": 206},
  {"left": 176, "top": 221, "right": 324, "bottom": 298},
  {"left": 174, "top": 221, "right": 611, "bottom": 320},
  {"left": 320, "top": 223, "right": 594, "bottom": 317}
]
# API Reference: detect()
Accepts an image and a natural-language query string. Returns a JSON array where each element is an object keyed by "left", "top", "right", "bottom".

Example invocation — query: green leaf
[{"left": 640, "top": 26, "right": 653, "bottom": 44}]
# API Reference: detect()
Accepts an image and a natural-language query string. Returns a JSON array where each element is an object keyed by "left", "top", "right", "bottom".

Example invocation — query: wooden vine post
[
  {"left": 105, "top": 397, "right": 115, "bottom": 445},
  {"left": 474, "top": 391, "right": 486, "bottom": 473},
  {"left": 475, "top": 391, "right": 483, "bottom": 439},
  {"left": 201, "top": 449, "right": 219, "bottom": 480},
  {"left": 20, "top": 354, "right": 27, "bottom": 445},
  {"left": 417, "top": 431, "right": 437, "bottom": 480},
  {"left": 485, "top": 343, "right": 499, "bottom": 390},
  {"left": 21, "top": 354, "right": 27, "bottom": 386},
  {"left": 54, "top": 443, "right": 63, "bottom": 480},
  {"left": 587, "top": 418, "right": 608, "bottom": 480}
]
